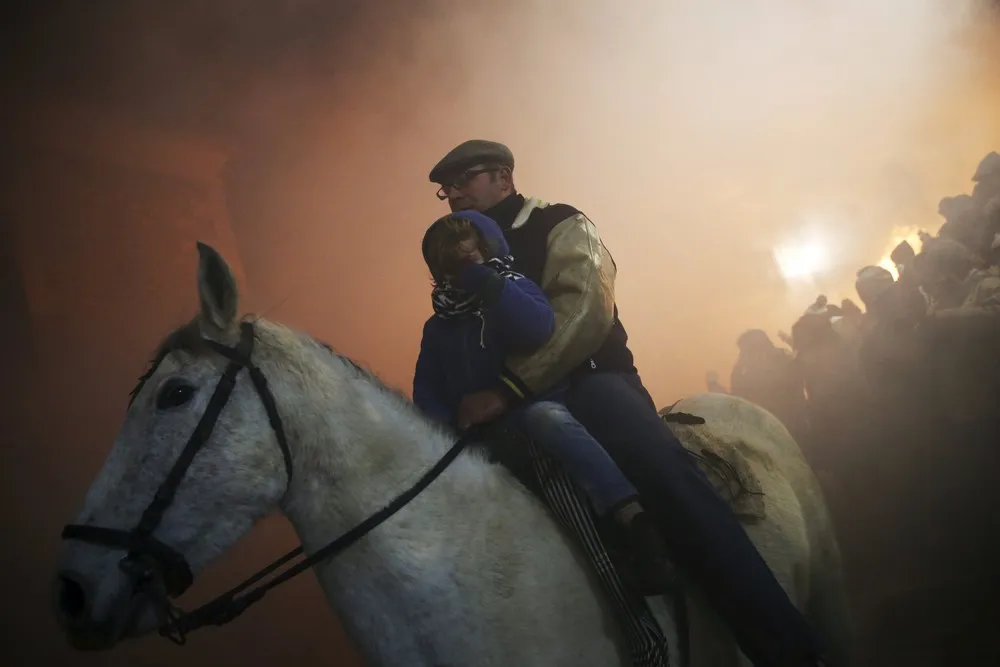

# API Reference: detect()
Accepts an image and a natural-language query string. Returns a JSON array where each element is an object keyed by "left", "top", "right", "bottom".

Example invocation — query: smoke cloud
[
  {"left": 5, "top": 2, "right": 1000, "bottom": 665},
  {"left": 12, "top": 0, "right": 1000, "bottom": 397}
]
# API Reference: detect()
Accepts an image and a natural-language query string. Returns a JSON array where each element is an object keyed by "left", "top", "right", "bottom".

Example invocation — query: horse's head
[{"left": 53, "top": 243, "right": 299, "bottom": 650}]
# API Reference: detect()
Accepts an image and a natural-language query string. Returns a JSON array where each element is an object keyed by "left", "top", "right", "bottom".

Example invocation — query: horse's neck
[{"left": 280, "top": 372, "right": 531, "bottom": 662}]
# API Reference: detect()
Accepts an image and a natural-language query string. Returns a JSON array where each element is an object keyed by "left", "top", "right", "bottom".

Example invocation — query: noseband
[{"left": 61, "top": 321, "right": 469, "bottom": 645}]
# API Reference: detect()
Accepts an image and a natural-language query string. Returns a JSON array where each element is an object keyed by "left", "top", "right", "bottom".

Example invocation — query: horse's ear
[{"left": 196, "top": 241, "right": 239, "bottom": 334}]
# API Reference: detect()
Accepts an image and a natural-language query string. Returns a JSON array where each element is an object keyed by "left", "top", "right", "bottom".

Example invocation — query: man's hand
[{"left": 457, "top": 389, "right": 509, "bottom": 430}]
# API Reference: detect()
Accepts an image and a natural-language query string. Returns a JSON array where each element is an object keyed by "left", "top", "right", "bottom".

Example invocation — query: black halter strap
[
  {"left": 164, "top": 429, "right": 470, "bottom": 640},
  {"left": 136, "top": 324, "right": 293, "bottom": 539},
  {"left": 61, "top": 321, "right": 471, "bottom": 645}
]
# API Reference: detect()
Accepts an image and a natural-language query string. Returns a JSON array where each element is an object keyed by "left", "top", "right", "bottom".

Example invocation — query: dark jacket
[
  {"left": 412, "top": 211, "right": 555, "bottom": 427},
  {"left": 480, "top": 193, "right": 637, "bottom": 402}
]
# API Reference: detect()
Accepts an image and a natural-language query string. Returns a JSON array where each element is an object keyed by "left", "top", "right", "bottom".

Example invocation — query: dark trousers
[
  {"left": 509, "top": 399, "right": 638, "bottom": 516},
  {"left": 564, "top": 370, "right": 826, "bottom": 667}
]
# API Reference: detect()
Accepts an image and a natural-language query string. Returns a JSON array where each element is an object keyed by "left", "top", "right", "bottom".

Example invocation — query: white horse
[{"left": 53, "top": 243, "right": 853, "bottom": 667}]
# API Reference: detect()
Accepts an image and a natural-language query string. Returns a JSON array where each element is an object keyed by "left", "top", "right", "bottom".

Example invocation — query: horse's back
[
  {"left": 665, "top": 393, "right": 855, "bottom": 666},
  {"left": 668, "top": 393, "right": 811, "bottom": 587},
  {"left": 669, "top": 393, "right": 805, "bottom": 463}
]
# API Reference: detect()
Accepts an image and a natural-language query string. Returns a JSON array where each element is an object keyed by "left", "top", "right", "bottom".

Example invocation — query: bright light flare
[
  {"left": 877, "top": 257, "right": 900, "bottom": 280},
  {"left": 773, "top": 240, "right": 830, "bottom": 280}
]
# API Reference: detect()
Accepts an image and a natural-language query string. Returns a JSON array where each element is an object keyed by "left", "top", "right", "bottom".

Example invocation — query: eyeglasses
[{"left": 435, "top": 166, "right": 498, "bottom": 200}]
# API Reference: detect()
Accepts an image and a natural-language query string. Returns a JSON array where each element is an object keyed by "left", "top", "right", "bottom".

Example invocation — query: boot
[{"left": 626, "top": 511, "right": 677, "bottom": 595}]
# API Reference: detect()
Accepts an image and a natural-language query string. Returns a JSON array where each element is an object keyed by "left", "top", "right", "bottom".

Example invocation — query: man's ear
[{"left": 498, "top": 166, "right": 514, "bottom": 191}]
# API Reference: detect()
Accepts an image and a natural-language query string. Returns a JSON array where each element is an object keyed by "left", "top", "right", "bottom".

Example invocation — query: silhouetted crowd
[
  {"left": 706, "top": 152, "right": 1000, "bottom": 660},
  {"left": 714, "top": 151, "right": 999, "bottom": 474}
]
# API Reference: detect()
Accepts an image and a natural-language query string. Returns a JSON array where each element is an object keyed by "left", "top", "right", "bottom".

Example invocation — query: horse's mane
[
  {"left": 294, "top": 331, "right": 470, "bottom": 444},
  {"left": 312, "top": 336, "right": 419, "bottom": 408},
  {"left": 311, "top": 334, "right": 490, "bottom": 463}
]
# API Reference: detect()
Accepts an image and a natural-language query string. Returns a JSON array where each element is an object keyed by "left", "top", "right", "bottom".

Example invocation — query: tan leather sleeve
[{"left": 501, "top": 212, "right": 616, "bottom": 395}]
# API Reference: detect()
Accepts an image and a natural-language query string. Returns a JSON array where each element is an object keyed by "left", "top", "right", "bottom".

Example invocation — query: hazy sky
[
  {"left": 12, "top": 1, "right": 999, "bottom": 401},
  {"left": 199, "top": 0, "right": 1000, "bottom": 400}
]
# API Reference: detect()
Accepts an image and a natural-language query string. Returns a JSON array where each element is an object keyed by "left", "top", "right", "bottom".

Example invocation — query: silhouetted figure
[
  {"left": 704, "top": 370, "right": 728, "bottom": 394},
  {"left": 913, "top": 238, "right": 1000, "bottom": 432},
  {"left": 890, "top": 240, "right": 916, "bottom": 278},
  {"left": 730, "top": 329, "right": 808, "bottom": 441}
]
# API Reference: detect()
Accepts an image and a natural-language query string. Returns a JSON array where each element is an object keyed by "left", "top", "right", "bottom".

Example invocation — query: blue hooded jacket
[{"left": 412, "top": 210, "right": 555, "bottom": 427}]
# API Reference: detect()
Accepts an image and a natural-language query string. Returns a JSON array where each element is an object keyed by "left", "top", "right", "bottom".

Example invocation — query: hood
[{"left": 421, "top": 210, "right": 510, "bottom": 271}]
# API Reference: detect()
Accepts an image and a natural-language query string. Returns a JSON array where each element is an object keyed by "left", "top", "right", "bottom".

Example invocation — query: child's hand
[
  {"left": 457, "top": 389, "right": 508, "bottom": 429},
  {"left": 441, "top": 250, "right": 482, "bottom": 281}
]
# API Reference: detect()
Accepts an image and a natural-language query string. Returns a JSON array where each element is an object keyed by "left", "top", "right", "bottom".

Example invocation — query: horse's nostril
[{"left": 57, "top": 573, "right": 88, "bottom": 620}]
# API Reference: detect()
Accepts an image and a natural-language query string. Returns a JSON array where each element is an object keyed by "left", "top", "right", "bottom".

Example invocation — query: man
[
  {"left": 971, "top": 150, "right": 1000, "bottom": 207},
  {"left": 913, "top": 238, "right": 1000, "bottom": 428},
  {"left": 937, "top": 194, "right": 991, "bottom": 261},
  {"left": 853, "top": 265, "right": 930, "bottom": 406},
  {"left": 889, "top": 240, "right": 916, "bottom": 278},
  {"left": 730, "top": 329, "right": 808, "bottom": 442},
  {"left": 916, "top": 237, "right": 1000, "bottom": 324},
  {"left": 427, "top": 139, "right": 828, "bottom": 667},
  {"left": 704, "top": 370, "right": 729, "bottom": 394}
]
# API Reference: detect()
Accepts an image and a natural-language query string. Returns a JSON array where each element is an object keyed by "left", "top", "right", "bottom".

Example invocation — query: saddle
[
  {"left": 474, "top": 409, "right": 766, "bottom": 589},
  {"left": 476, "top": 413, "right": 764, "bottom": 516},
  {"left": 471, "top": 426, "right": 674, "bottom": 666},
  {"left": 470, "top": 408, "right": 767, "bottom": 667}
]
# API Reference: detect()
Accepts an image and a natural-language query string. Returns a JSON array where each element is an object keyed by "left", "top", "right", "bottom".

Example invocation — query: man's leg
[{"left": 565, "top": 371, "right": 826, "bottom": 667}]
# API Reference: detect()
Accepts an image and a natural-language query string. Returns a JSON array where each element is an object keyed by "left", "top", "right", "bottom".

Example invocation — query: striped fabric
[{"left": 526, "top": 439, "right": 673, "bottom": 667}]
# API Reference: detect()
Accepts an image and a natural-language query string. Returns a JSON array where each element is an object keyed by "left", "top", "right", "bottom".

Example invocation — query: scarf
[{"left": 431, "top": 254, "right": 524, "bottom": 320}]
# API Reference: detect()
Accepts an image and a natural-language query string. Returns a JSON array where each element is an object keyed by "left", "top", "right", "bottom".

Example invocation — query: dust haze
[
  {"left": 153, "top": 0, "right": 1000, "bottom": 404},
  {"left": 4, "top": 1, "right": 1000, "bottom": 663},
  {"left": 9, "top": 1, "right": 1000, "bottom": 400}
]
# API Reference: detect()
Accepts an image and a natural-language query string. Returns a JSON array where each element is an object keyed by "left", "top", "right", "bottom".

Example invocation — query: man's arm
[{"left": 498, "top": 212, "right": 616, "bottom": 397}]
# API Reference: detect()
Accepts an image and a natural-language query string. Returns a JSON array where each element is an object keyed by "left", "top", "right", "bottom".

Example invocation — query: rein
[{"left": 61, "top": 321, "right": 471, "bottom": 645}]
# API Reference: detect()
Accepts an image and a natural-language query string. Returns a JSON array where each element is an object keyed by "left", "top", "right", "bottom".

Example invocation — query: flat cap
[{"left": 428, "top": 140, "right": 514, "bottom": 183}]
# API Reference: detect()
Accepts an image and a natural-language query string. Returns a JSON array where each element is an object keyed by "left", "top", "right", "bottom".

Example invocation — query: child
[{"left": 413, "top": 210, "right": 673, "bottom": 593}]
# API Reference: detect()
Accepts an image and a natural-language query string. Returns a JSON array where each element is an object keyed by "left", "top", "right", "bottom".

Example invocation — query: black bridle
[{"left": 61, "top": 321, "right": 469, "bottom": 645}]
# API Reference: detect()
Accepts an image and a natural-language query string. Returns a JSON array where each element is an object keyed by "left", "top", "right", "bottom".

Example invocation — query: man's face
[{"left": 436, "top": 164, "right": 511, "bottom": 212}]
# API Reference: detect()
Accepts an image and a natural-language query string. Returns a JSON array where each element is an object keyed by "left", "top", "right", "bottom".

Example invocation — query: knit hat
[{"left": 855, "top": 265, "right": 895, "bottom": 307}]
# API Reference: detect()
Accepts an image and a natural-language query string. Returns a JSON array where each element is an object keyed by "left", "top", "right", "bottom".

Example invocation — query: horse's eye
[{"left": 156, "top": 380, "right": 197, "bottom": 410}]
